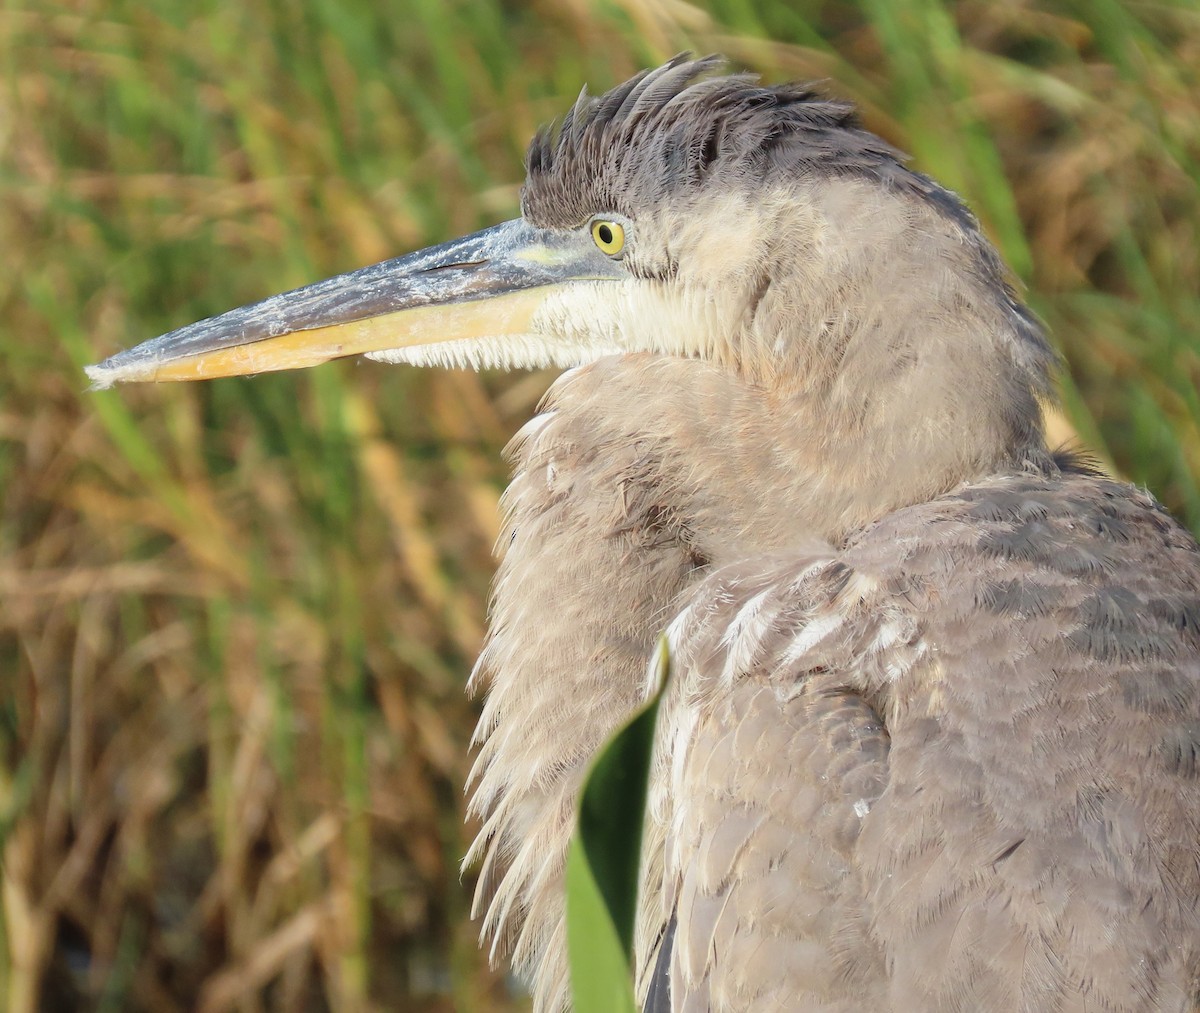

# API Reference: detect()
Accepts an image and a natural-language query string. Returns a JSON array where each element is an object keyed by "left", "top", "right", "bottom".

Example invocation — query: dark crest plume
[{"left": 522, "top": 54, "right": 919, "bottom": 228}]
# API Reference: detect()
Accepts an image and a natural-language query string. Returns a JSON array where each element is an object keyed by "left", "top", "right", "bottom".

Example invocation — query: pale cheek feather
[{"left": 366, "top": 331, "right": 617, "bottom": 370}]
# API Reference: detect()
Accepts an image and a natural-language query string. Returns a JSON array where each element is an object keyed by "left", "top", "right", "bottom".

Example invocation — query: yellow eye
[{"left": 591, "top": 219, "right": 625, "bottom": 256}]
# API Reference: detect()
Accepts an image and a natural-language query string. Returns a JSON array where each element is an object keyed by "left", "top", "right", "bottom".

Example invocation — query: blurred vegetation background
[{"left": 3, "top": 0, "right": 1198, "bottom": 1009}]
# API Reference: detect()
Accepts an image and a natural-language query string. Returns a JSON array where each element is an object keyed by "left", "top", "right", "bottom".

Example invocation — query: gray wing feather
[{"left": 644, "top": 469, "right": 1200, "bottom": 1011}]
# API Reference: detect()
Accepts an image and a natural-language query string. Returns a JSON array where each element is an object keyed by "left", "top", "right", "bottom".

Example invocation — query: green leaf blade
[{"left": 567, "top": 639, "right": 672, "bottom": 1011}]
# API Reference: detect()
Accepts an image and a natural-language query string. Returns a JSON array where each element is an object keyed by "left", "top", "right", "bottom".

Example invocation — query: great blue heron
[{"left": 88, "top": 57, "right": 1200, "bottom": 1011}]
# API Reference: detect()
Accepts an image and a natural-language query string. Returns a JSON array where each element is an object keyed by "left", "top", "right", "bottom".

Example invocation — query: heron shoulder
[
  {"left": 666, "top": 462, "right": 1200, "bottom": 724},
  {"left": 649, "top": 464, "right": 1200, "bottom": 1009}
]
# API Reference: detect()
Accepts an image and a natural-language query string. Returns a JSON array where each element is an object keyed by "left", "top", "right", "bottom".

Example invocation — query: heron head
[{"left": 86, "top": 56, "right": 1053, "bottom": 421}]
